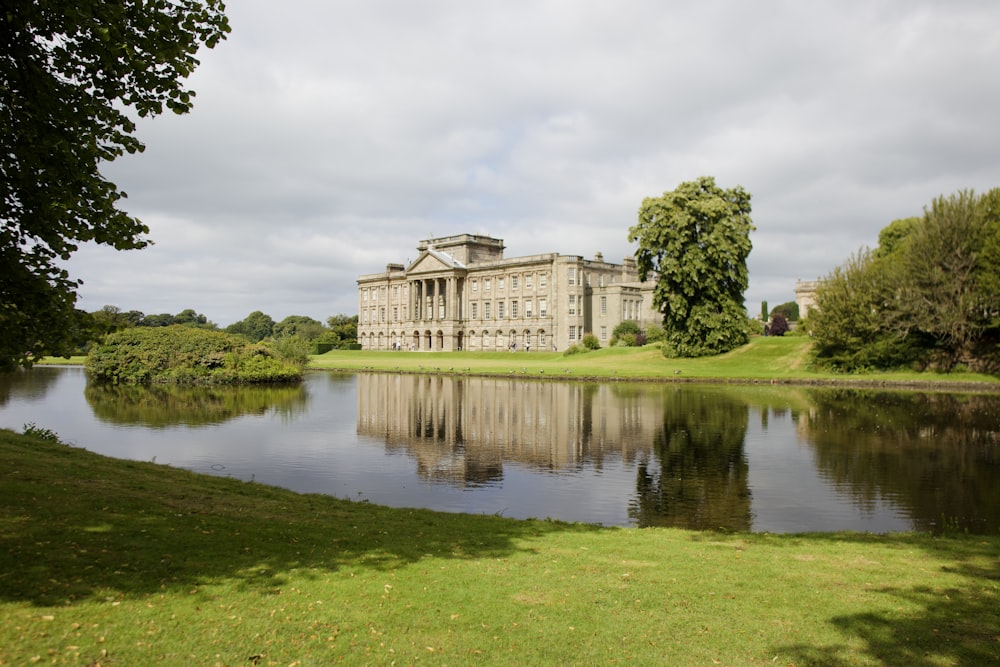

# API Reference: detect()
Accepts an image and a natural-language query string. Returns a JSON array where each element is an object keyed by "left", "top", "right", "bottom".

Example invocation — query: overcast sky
[{"left": 66, "top": 0, "right": 1000, "bottom": 326}]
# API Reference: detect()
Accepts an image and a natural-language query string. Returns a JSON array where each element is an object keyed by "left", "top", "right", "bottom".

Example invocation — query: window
[
  {"left": 511, "top": 275, "right": 518, "bottom": 289},
  {"left": 526, "top": 274, "right": 533, "bottom": 289},
  {"left": 471, "top": 302, "right": 478, "bottom": 319},
  {"left": 540, "top": 273, "right": 547, "bottom": 288},
  {"left": 363, "top": 290, "right": 368, "bottom": 302},
  {"left": 511, "top": 300, "right": 518, "bottom": 318},
  {"left": 569, "top": 327, "right": 577, "bottom": 341},
  {"left": 525, "top": 300, "right": 533, "bottom": 317},
  {"left": 600, "top": 296, "right": 607, "bottom": 315},
  {"left": 472, "top": 280, "right": 478, "bottom": 292},
  {"left": 439, "top": 303, "right": 445, "bottom": 319},
  {"left": 568, "top": 267, "right": 576, "bottom": 285},
  {"left": 599, "top": 275, "right": 605, "bottom": 288},
  {"left": 600, "top": 326, "right": 607, "bottom": 340},
  {"left": 539, "top": 331, "right": 546, "bottom": 346},
  {"left": 539, "top": 299, "right": 547, "bottom": 317},
  {"left": 393, "top": 285, "right": 399, "bottom": 297},
  {"left": 379, "top": 307, "right": 385, "bottom": 322},
  {"left": 403, "top": 306, "right": 408, "bottom": 320},
  {"left": 569, "top": 294, "right": 576, "bottom": 315},
  {"left": 498, "top": 301, "right": 505, "bottom": 319},
  {"left": 485, "top": 278, "right": 491, "bottom": 291},
  {"left": 485, "top": 302, "right": 491, "bottom": 319},
  {"left": 498, "top": 277, "right": 505, "bottom": 290},
  {"left": 392, "top": 306, "right": 398, "bottom": 321}
]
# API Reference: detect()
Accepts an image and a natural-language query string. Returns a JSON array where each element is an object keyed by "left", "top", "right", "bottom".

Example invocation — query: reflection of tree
[
  {"left": 802, "top": 390, "right": 1000, "bottom": 534},
  {"left": 85, "top": 382, "right": 309, "bottom": 427},
  {"left": 631, "top": 389, "right": 751, "bottom": 530},
  {"left": 0, "top": 367, "right": 63, "bottom": 406}
]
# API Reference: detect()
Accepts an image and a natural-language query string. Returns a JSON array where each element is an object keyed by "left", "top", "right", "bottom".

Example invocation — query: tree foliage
[
  {"left": 274, "top": 315, "right": 325, "bottom": 341},
  {"left": 629, "top": 177, "right": 754, "bottom": 357},
  {"left": 225, "top": 311, "right": 276, "bottom": 342},
  {"left": 811, "top": 188, "right": 1000, "bottom": 372},
  {"left": 770, "top": 301, "right": 799, "bottom": 322},
  {"left": 1, "top": 1, "right": 230, "bottom": 370}
]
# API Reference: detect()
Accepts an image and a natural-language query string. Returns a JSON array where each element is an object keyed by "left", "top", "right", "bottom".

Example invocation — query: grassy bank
[
  {"left": 311, "top": 336, "right": 1000, "bottom": 387},
  {"left": 2, "top": 430, "right": 998, "bottom": 666}
]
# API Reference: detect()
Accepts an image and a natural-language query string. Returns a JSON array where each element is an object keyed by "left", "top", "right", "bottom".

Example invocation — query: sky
[{"left": 66, "top": 0, "right": 1000, "bottom": 327}]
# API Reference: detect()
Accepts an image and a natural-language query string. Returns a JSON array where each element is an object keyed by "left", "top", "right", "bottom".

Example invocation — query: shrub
[
  {"left": 582, "top": 333, "right": 600, "bottom": 350},
  {"left": 563, "top": 344, "right": 586, "bottom": 356},
  {"left": 86, "top": 326, "right": 305, "bottom": 385},
  {"left": 768, "top": 314, "right": 790, "bottom": 336}
]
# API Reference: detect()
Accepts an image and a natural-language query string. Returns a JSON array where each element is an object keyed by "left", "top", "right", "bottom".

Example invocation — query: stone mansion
[{"left": 357, "top": 234, "right": 661, "bottom": 352}]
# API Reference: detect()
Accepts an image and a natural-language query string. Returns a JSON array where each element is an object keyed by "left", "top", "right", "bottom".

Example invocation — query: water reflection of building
[{"left": 356, "top": 374, "right": 659, "bottom": 486}]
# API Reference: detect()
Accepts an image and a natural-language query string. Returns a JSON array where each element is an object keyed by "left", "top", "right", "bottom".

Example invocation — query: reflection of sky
[{"left": 0, "top": 368, "right": 934, "bottom": 531}]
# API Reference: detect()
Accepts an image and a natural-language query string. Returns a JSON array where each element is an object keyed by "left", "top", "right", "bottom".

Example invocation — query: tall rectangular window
[
  {"left": 485, "top": 278, "right": 491, "bottom": 291},
  {"left": 471, "top": 302, "right": 478, "bottom": 319},
  {"left": 600, "top": 325, "right": 607, "bottom": 340},
  {"left": 568, "top": 267, "right": 576, "bottom": 285},
  {"left": 539, "top": 299, "right": 547, "bottom": 317},
  {"left": 485, "top": 302, "right": 491, "bottom": 319},
  {"left": 540, "top": 273, "right": 547, "bottom": 288},
  {"left": 472, "top": 280, "right": 478, "bottom": 292},
  {"left": 569, "top": 327, "right": 577, "bottom": 341},
  {"left": 526, "top": 274, "right": 533, "bottom": 289},
  {"left": 568, "top": 294, "right": 576, "bottom": 315},
  {"left": 511, "top": 275, "right": 518, "bottom": 289},
  {"left": 498, "top": 301, "right": 505, "bottom": 319},
  {"left": 600, "top": 296, "right": 607, "bottom": 315},
  {"left": 511, "top": 300, "right": 518, "bottom": 318},
  {"left": 498, "top": 277, "right": 505, "bottom": 290}
]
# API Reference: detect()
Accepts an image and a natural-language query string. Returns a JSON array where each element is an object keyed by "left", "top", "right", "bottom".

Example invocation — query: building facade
[{"left": 357, "top": 234, "right": 661, "bottom": 351}]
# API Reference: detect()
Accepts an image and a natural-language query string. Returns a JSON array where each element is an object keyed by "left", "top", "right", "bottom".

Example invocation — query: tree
[
  {"left": 629, "top": 176, "right": 755, "bottom": 357},
  {"left": 325, "top": 314, "right": 359, "bottom": 347},
  {"left": 1, "top": 1, "right": 230, "bottom": 370},
  {"left": 225, "top": 311, "right": 276, "bottom": 343},
  {"left": 274, "top": 315, "right": 325, "bottom": 341},
  {"left": 770, "top": 301, "right": 799, "bottom": 322},
  {"left": 811, "top": 188, "right": 1000, "bottom": 373}
]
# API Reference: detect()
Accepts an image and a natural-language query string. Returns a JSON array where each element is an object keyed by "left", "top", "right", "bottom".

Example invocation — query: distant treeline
[{"left": 86, "top": 307, "right": 358, "bottom": 352}]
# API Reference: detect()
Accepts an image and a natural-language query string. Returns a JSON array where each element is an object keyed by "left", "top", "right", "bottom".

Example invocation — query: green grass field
[
  {"left": 310, "top": 336, "right": 1000, "bottom": 387},
  {"left": 2, "top": 430, "right": 998, "bottom": 666}
]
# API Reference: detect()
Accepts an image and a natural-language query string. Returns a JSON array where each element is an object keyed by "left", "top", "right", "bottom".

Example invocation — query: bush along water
[{"left": 85, "top": 326, "right": 305, "bottom": 385}]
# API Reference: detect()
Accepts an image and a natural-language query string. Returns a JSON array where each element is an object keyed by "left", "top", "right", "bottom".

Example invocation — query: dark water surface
[{"left": 2, "top": 366, "right": 998, "bottom": 533}]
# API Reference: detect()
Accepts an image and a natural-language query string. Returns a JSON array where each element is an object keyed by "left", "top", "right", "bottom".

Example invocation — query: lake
[{"left": 2, "top": 366, "right": 998, "bottom": 533}]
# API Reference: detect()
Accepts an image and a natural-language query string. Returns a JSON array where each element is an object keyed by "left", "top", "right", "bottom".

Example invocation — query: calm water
[{"left": 2, "top": 366, "right": 998, "bottom": 533}]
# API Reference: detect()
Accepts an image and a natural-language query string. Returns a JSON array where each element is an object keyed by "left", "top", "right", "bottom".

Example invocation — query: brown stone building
[{"left": 357, "top": 234, "right": 660, "bottom": 351}]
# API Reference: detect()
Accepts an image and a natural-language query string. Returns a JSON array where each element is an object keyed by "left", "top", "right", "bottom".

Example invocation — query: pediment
[{"left": 407, "top": 250, "right": 465, "bottom": 275}]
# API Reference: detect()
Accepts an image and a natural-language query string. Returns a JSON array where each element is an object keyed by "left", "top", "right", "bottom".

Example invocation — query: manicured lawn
[
  {"left": 311, "top": 336, "right": 1000, "bottom": 386},
  {"left": 2, "top": 430, "right": 998, "bottom": 666}
]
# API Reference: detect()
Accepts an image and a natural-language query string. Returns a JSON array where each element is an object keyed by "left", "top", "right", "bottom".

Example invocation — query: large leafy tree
[
  {"left": 1, "top": 1, "right": 230, "bottom": 370},
  {"left": 629, "top": 176, "right": 755, "bottom": 357},
  {"left": 812, "top": 188, "right": 1000, "bottom": 372}
]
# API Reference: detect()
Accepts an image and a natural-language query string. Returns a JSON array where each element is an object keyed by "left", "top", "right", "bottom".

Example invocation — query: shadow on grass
[
  {"left": 757, "top": 532, "right": 1000, "bottom": 666},
  {"left": 0, "top": 433, "right": 597, "bottom": 607}
]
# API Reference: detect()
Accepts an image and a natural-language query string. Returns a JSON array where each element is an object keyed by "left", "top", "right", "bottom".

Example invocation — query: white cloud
[{"left": 67, "top": 0, "right": 1000, "bottom": 324}]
